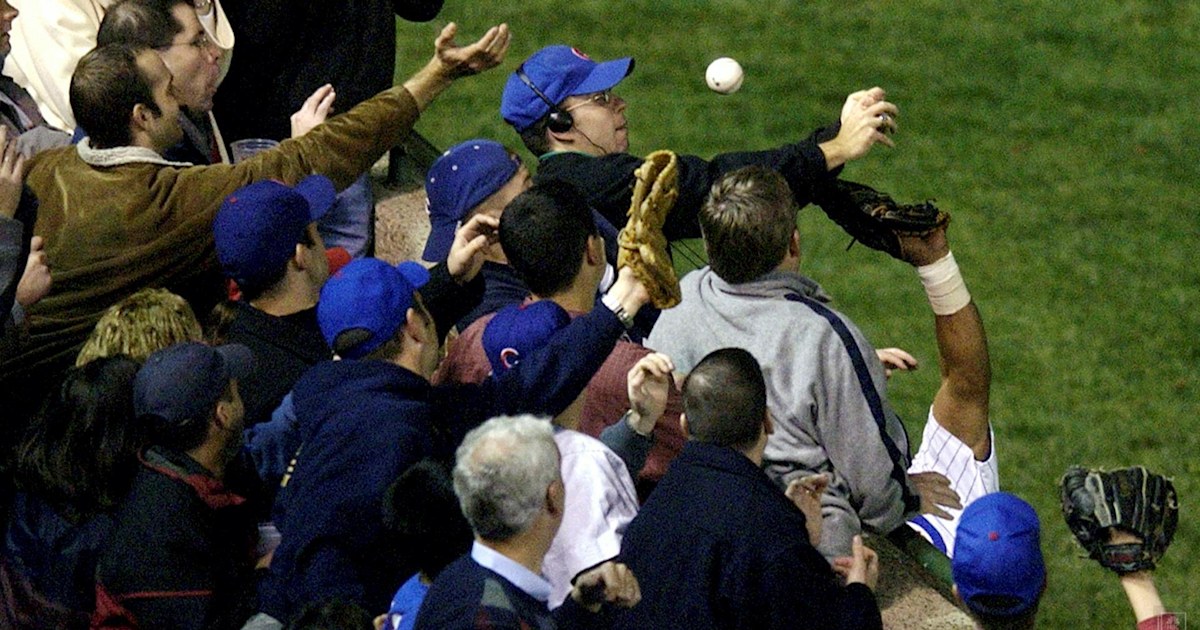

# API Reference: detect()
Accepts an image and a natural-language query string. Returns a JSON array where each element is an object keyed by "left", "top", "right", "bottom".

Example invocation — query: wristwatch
[
  {"left": 601, "top": 293, "right": 635, "bottom": 330},
  {"left": 193, "top": 0, "right": 213, "bottom": 16}
]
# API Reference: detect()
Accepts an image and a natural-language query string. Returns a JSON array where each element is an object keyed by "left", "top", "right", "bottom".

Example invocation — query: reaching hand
[
  {"left": 832, "top": 535, "right": 880, "bottom": 591},
  {"left": 909, "top": 471, "right": 962, "bottom": 519},
  {"left": 821, "top": 86, "right": 899, "bottom": 169},
  {"left": 605, "top": 266, "right": 652, "bottom": 319},
  {"left": 290, "top": 84, "right": 336, "bottom": 138},
  {"left": 445, "top": 214, "right": 499, "bottom": 283},
  {"left": 571, "top": 561, "right": 641, "bottom": 613},
  {"left": 841, "top": 87, "right": 886, "bottom": 120},
  {"left": 0, "top": 126, "right": 26, "bottom": 220},
  {"left": 876, "top": 347, "right": 918, "bottom": 379},
  {"left": 17, "top": 236, "right": 51, "bottom": 308},
  {"left": 785, "top": 473, "right": 829, "bottom": 546},
  {"left": 433, "top": 22, "right": 511, "bottom": 79},
  {"left": 626, "top": 352, "right": 675, "bottom": 436}
]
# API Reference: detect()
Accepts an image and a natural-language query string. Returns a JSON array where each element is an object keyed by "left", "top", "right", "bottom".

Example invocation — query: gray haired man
[{"left": 415, "top": 414, "right": 640, "bottom": 629}]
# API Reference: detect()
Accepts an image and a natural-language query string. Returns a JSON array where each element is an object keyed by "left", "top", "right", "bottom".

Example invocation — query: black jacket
[
  {"left": 93, "top": 447, "right": 257, "bottom": 630},
  {"left": 534, "top": 123, "right": 842, "bottom": 244},
  {"left": 213, "top": 0, "right": 444, "bottom": 144},
  {"left": 224, "top": 302, "right": 329, "bottom": 427}
]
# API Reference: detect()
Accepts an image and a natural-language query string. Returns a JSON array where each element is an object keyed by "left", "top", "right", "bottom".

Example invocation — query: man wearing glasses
[
  {"left": 500, "top": 45, "right": 900, "bottom": 248},
  {"left": 97, "top": 0, "right": 226, "bottom": 164},
  {"left": 2, "top": 0, "right": 233, "bottom": 133}
]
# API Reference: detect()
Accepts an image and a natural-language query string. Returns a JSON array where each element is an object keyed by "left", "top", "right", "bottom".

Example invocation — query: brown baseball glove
[{"left": 618, "top": 150, "right": 682, "bottom": 309}]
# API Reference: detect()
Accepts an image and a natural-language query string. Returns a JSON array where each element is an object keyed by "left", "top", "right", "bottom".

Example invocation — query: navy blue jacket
[
  {"left": 3, "top": 492, "right": 114, "bottom": 615},
  {"left": 259, "top": 305, "right": 626, "bottom": 620},
  {"left": 414, "top": 555, "right": 602, "bottom": 630},
  {"left": 615, "top": 441, "right": 882, "bottom": 630}
]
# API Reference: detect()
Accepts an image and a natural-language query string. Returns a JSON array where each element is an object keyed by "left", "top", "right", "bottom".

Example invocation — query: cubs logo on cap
[{"left": 482, "top": 301, "right": 572, "bottom": 376}]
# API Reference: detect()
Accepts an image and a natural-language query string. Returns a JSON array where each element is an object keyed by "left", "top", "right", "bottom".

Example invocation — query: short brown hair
[
  {"left": 70, "top": 44, "right": 159, "bottom": 149},
  {"left": 699, "top": 166, "right": 798, "bottom": 284},
  {"left": 76, "top": 288, "right": 203, "bottom": 366}
]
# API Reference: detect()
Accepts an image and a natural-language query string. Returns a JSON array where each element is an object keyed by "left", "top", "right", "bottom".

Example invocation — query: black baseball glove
[
  {"left": 1060, "top": 465, "right": 1178, "bottom": 574},
  {"left": 820, "top": 180, "right": 950, "bottom": 260}
]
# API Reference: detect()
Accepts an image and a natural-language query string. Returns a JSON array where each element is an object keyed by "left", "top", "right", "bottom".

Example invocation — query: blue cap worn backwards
[
  {"left": 482, "top": 300, "right": 571, "bottom": 376},
  {"left": 422, "top": 139, "right": 521, "bottom": 263},
  {"left": 317, "top": 258, "right": 431, "bottom": 360},
  {"left": 214, "top": 175, "right": 337, "bottom": 295},
  {"left": 501, "top": 45, "right": 634, "bottom": 132},
  {"left": 952, "top": 492, "right": 1046, "bottom": 618}
]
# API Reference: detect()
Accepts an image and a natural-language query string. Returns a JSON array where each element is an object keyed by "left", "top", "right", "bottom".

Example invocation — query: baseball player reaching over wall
[{"left": 894, "top": 222, "right": 996, "bottom": 557}]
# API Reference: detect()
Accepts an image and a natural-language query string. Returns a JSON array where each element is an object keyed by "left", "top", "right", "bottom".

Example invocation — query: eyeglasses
[
  {"left": 563, "top": 90, "right": 616, "bottom": 112},
  {"left": 158, "top": 31, "right": 217, "bottom": 52}
]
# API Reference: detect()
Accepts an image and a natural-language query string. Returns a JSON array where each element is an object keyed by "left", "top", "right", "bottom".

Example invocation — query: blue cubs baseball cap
[
  {"left": 422, "top": 140, "right": 521, "bottom": 263},
  {"left": 213, "top": 175, "right": 337, "bottom": 295},
  {"left": 317, "top": 257, "right": 431, "bottom": 359},
  {"left": 952, "top": 492, "right": 1047, "bottom": 617},
  {"left": 134, "top": 342, "right": 255, "bottom": 423},
  {"left": 482, "top": 300, "right": 571, "bottom": 375},
  {"left": 501, "top": 45, "right": 634, "bottom": 132}
]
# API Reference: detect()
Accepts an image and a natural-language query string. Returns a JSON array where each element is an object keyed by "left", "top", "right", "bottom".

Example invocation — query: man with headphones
[{"left": 500, "top": 45, "right": 899, "bottom": 249}]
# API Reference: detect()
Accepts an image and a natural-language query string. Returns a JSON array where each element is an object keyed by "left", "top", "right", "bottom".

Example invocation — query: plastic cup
[{"left": 230, "top": 138, "right": 280, "bottom": 163}]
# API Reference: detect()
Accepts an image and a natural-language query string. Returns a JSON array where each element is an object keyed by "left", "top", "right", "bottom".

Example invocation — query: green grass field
[{"left": 393, "top": 1, "right": 1198, "bottom": 625}]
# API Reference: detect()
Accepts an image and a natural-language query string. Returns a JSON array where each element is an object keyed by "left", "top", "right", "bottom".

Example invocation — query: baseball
[{"left": 706, "top": 57, "right": 744, "bottom": 95}]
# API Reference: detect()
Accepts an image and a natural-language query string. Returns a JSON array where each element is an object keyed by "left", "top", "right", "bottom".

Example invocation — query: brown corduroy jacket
[{"left": 0, "top": 86, "right": 419, "bottom": 385}]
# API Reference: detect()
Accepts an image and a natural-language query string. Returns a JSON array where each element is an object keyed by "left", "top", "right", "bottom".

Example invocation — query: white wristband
[{"left": 916, "top": 251, "right": 971, "bottom": 315}]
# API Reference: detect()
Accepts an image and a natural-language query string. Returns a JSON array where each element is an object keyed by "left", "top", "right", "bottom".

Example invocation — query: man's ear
[
  {"left": 546, "top": 125, "right": 573, "bottom": 146},
  {"left": 679, "top": 412, "right": 690, "bottom": 438},
  {"left": 213, "top": 390, "right": 235, "bottom": 431},
  {"left": 403, "top": 307, "right": 425, "bottom": 344},
  {"left": 789, "top": 229, "right": 802, "bottom": 261},
  {"left": 585, "top": 234, "right": 604, "bottom": 266},
  {"left": 763, "top": 410, "right": 775, "bottom": 436},
  {"left": 131, "top": 102, "right": 157, "bottom": 131},
  {"left": 546, "top": 479, "right": 565, "bottom": 517},
  {"left": 292, "top": 243, "right": 308, "bottom": 269}
]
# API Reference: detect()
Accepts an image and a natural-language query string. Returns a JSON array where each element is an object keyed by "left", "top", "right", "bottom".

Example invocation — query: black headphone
[{"left": 516, "top": 65, "right": 573, "bottom": 133}]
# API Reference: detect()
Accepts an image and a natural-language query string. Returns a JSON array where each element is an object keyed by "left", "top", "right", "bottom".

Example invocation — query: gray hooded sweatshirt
[{"left": 647, "top": 267, "right": 919, "bottom": 557}]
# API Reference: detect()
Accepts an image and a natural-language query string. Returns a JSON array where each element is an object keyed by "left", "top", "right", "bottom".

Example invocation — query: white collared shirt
[{"left": 470, "top": 541, "right": 552, "bottom": 604}]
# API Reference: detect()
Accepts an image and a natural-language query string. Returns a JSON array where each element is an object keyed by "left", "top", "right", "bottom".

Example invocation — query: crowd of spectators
[{"left": 0, "top": 1, "right": 1180, "bottom": 629}]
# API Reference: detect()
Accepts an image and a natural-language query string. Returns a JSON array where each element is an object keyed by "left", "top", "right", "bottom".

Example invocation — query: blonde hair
[{"left": 76, "top": 288, "right": 203, "bottom": 366}]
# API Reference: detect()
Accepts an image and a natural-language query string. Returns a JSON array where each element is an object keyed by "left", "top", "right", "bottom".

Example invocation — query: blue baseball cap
[
  {"left": 317, "top": 258, "right": 431, "bottom": 359},
  {"left": 422, "top": 140, "right": 521, "bottom": 263},
  {"left": 501, "top": 45, "right": 634, "bottom": 132},
  {"left": 482, "top": 300, "right": 571, "bottom": 375},
  {"left": 952, "top": 492, "right": 1046, "bottom": 617},
  {"left": 134, "top": 342, "right": 255, "bottom": 423},
  {"left": 213, "top": 175, "right": 337, "bottom": 295}
]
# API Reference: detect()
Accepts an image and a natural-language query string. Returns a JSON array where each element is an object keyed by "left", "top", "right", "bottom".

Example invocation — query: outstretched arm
[
  {"left": 403, "top": 22, "right": 511, "bottom": 111},
  {"left": 1109, "top": 530, "right": 1178, "bottom": 629},
  {"left": 900, "top": 227, "right": 991, "bottom": 461}
]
